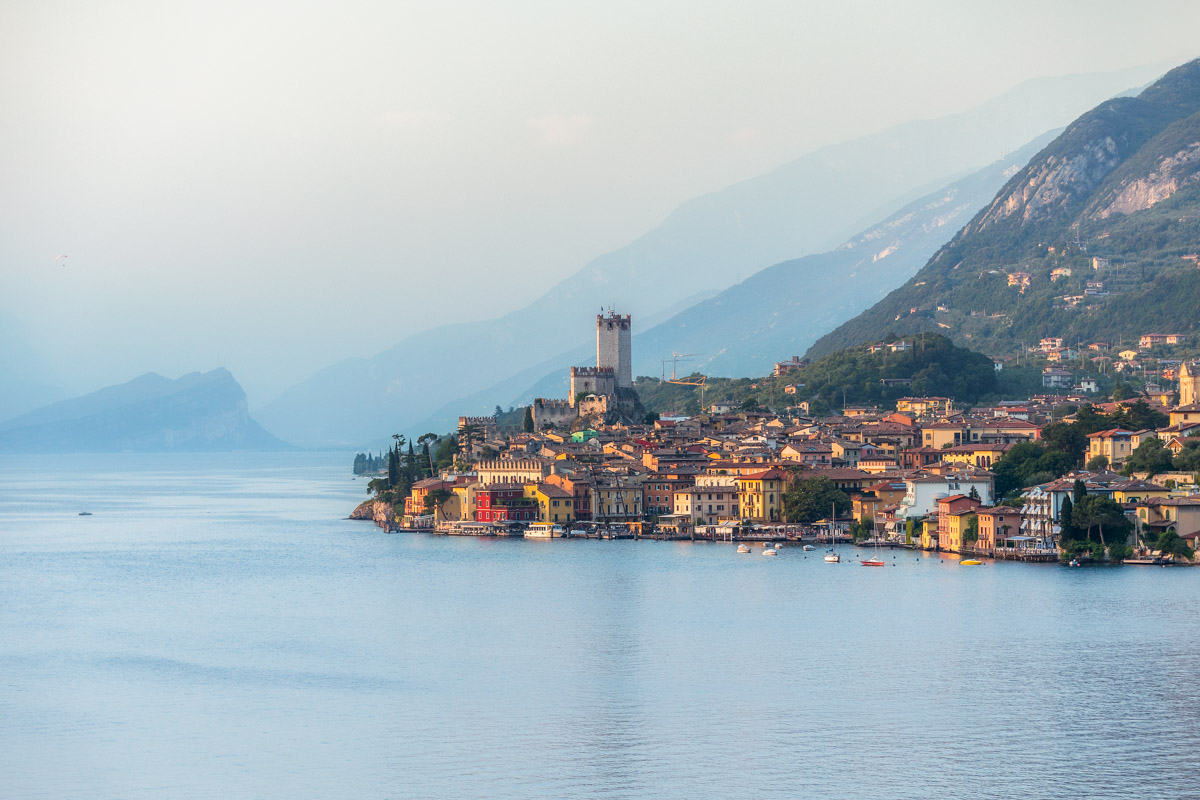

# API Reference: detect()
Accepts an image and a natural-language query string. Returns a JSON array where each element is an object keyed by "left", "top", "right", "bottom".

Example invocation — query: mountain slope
[
  {"left": 0, "top": 368, "right": 289, "bottom": 452},
  {"left": 257, "top": 64, "right": 1168, "bottom": 448},
  {"left": 628, "top": 132, "right": 1055, "bottom": 378},
  {"left": 807, "top": 58, "right": 1200, "bottom": 360}
]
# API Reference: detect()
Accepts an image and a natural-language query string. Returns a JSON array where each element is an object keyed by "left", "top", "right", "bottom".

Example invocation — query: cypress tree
[{"left": 1059, "top": 495, "right": 1075, "bottom": 541}]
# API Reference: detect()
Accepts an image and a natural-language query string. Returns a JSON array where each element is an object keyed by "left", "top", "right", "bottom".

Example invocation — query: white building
[{"left": 897, "top": 474, "right": 994, "bottom": 519}]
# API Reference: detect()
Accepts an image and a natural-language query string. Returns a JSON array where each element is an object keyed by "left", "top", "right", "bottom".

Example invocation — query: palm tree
[{"left": 418, "top": 432, "right": 438, "bottom": 477}]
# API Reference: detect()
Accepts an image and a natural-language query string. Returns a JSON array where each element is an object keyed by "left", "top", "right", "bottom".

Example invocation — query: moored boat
[
  {"left": 860, "top": 558, "right": 885, "bottom": 566},
  {"left": 961, "top": 559, "right": 982, "bottom": 566},
  {"left": 736, "top": 544, "right": 751, "bottom": 553},
  {"left": 524, "top": 523, "right": 566, "bottom": 539}
]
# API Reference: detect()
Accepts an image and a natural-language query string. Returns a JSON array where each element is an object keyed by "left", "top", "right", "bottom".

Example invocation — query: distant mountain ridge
[
  {"left": 0, "top": 368, "right": 289, "bottom": 452},
  {"left": 405, "top": 131, "right": 1056, "bottom": 434},
  {"left": 807, "top": 58, "right": 1200, "bottom": 360},
  {"left": 255, "top": 63, "right": 1169, "bottom": 448},
  {"left": 626, "top": 131, "right": 1056, "bottom": 380}
]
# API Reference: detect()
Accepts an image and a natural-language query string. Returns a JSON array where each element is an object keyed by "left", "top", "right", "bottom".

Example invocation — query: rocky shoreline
[{"left": 349, "top": 499, "right": 398, "bottom": 532}]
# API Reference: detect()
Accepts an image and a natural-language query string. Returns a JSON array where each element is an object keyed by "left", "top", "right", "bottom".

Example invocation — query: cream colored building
[{"left": 476, "top": 458, "right": 550, "bottom": 486}]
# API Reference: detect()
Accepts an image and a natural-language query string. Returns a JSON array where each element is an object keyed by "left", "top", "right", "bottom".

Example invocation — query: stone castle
[{"left": 533, "top": 311, "right": 644, "bottom": 430}]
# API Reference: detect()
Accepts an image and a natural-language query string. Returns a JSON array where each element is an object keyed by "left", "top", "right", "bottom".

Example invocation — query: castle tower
[
  {"left": 597, "top": 311, "right": 632, "bottom": 390},
  {"left": 1181, "top": 361, "right": 1200, "bottom": 406}
]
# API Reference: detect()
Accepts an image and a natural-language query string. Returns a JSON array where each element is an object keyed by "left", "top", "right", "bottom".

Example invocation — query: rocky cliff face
[
  {"left": 807, "top": 58, "right": 1200, "bottom": 359},
  {"left": 350, "top": 499, "right": 397, "bottom": 531},
  {"left": 1091, "top": 139, "right": 1200, "bottom": 219}
]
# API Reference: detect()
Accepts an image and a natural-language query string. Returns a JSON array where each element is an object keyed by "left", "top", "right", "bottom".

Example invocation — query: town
[{"left": 353, "top": 310, "right": 1200, "bottom": 566}]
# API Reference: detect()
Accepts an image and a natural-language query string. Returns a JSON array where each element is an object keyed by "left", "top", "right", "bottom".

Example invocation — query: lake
[{"left": 2, "top": 453, "right": 1198, "bottom": 799}]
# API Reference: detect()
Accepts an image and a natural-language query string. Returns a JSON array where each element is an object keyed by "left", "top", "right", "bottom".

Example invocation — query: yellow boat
[{"left": 960, "top": 559, "right": 982, "bottom": 566}]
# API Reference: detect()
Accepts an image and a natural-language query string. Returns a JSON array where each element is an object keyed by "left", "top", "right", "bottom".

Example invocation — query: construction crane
[{"left": 666, "top": 352, "right": 701, "bottom": 381}]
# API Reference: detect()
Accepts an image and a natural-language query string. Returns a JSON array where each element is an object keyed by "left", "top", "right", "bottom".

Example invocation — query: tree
[
  {"left": 1058, "top": 495, "right": 1078, "bottom": 542},
  {"left": 1071, "top": 495, "right": 1130, "bottom": 550},
  {"left": 423, "top": 488, "right": 454, "bottom": 521},
  {"left": 1041, "top": 422, "right": 1087, "bottom": 467},
  {"left": 1086, "top": 455, "right": 1109, "bottom": 471},
  {"left": 523, "top": 407, "right": 534, "bottom": 432},
  {"left": 783, "top": 476, "right": 851, "bottom": 524},
  {"left": 963, "top": 513, "right": 979, "bottom": 545},
  {"left": 459, "top": 423, "right": 484, "bottom": 460},
  {"left": 1156, "top": 530, "right": 1195, "bottom": 560},
  {"left": 418, "top": 433, "right": 439, "bottom": 477},
  {"left": 434, "top": 435, "right": 459, "bottom": 471},
  {"left": 1121, "top": 438, "right": 1173, "bottom": 476},
  {"left": 1173, "top": 438, "right": 1200, "bottom": 472},
  {"left": 992, "top": 441, "right": 1074, "bottom": 497},
  {"left": 1111, "top": 399, "right": 1168, "bottom": 431},
  {"left": 1074, "top": 404, "right": 1110, "bottom": 435}
]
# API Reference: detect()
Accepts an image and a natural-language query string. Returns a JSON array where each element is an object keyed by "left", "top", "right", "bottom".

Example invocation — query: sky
[{"left": 2, "top": 0, "right": 1199, "bottom": 406}]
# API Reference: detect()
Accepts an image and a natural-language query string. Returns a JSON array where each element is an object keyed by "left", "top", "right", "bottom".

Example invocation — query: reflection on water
[{"left": 1, "top": 453, "right": 1198, "bottom": 799}]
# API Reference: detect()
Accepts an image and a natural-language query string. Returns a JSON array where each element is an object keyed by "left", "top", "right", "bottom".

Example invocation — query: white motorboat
[
  {"left": 762, "top": 547, "right": 777, "bottom": 556},
  {"left": 802, "top": 544, "right": 815, "bottom": 551},
  {"left": 736, "top": 544, "right": 751, "bottom": 553},
  {"left": 524, "top": 523, "right": 566, "bottom": 539}
]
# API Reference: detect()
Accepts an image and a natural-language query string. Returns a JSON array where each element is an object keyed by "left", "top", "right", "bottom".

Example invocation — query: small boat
[
  {"left": 524, "top": 523, "right": 566, "bottom": 539},
  {"left": 736, "top": 544, "right": 751, "bottom": 553},
  {"left": 861, "top": 530, "right": 885, "bottom": 566},
  {"left": 762, "top": 547, "right": 777, "bottom": 556},
  {"left": 1068, "top": 559, "right": 1081, "bottom": 567},
  {"left": 824, "top": 552, "right": 840, "bottom": 563},
  {"left": 802, "top": 544, "right": 815, "bottom": 551},
  {"left": 774, "top": 541, "right": 783, "bottom": 549},
  {"left": 78, "top": 511, "right": 92, "bottom": 516},
  {"left": 961, "top": 559, "right": 982, "bottom": 566}
]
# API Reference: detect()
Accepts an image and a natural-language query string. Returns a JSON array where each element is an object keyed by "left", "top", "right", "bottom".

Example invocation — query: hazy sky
[{"left": 3, "top": 0, "right": 1199, "bottom": 405}]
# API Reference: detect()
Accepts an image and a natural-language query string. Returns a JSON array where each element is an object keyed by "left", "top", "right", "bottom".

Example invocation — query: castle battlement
[
  {"left": 570, "top": 366, "right": 614, "bottom": 377},
  {"left": 597, "top": 312, "right": 631, "bottom": 328},
  {"left": 535, "top": 398, "right": 572, "bottom": 410}
]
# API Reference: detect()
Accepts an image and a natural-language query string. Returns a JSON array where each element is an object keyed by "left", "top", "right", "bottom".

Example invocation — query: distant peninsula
[{"left": 0, "top": 368, "right": 290, "bottom": 452}]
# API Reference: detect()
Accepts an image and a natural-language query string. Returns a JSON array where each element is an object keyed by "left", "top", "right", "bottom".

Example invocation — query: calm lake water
[{"left": 2, "top": 453, "right": 1199, "bottom": 799}]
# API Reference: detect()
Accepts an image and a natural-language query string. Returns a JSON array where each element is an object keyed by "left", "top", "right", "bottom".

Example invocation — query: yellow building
[
  {"left": 524, "top": 483, "right": 575, "bottom": 525},
  {"left": 592, "top": 481, "right": 643, "bottom": 522},
  {"left": 898, "top": 397, "right": 956, "bottom": 418},
  {"left": 1170, "top": 404, "right": 1200, "bottom": 427},
  {"left": 1110, "top": 479, "right": 1170, "bottom": 505},
  {"left": 920, "top": 517, "right": 939, "bottom": 550},
  {"left": 940, "top": 511, "right": 976, "bottom": 553},
  {"left": 1087, "top": 428, "right": 1149, "bottom": 468},
  {"left": 737, "top": 468, "right": 787, "bottom": 522},
  {"left": 941, "top": 443, "right": 1011, "bottom": 470},
  {"left": 1181, "top": 362, "right": 1200, "bottom": 407}
]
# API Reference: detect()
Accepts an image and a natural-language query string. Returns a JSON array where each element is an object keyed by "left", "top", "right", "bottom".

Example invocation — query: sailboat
[
  {"left": 824, "top": 502, "right": 841, "bottom": 562},
  {"left": 860, "top": 538, "right": 885, "bottom": 567},
  {"left": 860, "top": 524, "right": 885, "bottom": 566}
]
